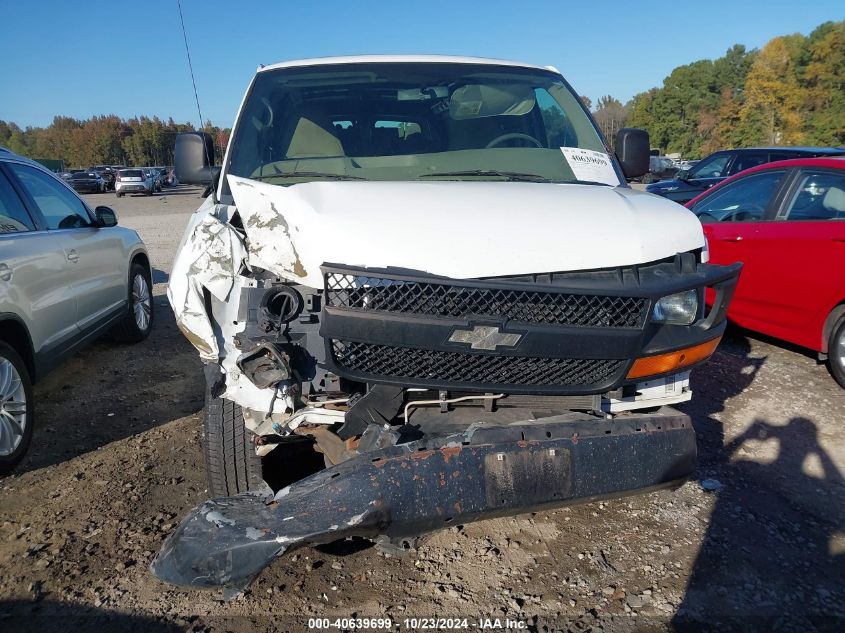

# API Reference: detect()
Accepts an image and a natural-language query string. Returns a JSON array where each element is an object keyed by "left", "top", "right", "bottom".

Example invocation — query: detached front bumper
[{"left": 152, "top": 408, "right": 695, "bottom": 590}]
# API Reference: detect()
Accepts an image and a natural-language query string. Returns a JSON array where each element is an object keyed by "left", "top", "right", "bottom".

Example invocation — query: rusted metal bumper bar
[{"left": 151, "top": 409, "right": 696, "bottom": 589}]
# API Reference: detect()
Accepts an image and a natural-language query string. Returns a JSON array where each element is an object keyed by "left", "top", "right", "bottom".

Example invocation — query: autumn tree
[{"left": 737, "top": 35, "right": 805, "bottom": 145}]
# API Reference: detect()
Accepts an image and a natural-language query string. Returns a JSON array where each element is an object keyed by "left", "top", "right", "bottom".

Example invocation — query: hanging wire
[{"left": 177, "top": 0, "right": 205, "bottom": 130}]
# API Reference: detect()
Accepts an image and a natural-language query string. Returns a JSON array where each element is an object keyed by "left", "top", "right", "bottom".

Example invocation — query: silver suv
[
  {"left": 0, "top": 148, "right": 154, "bottom": 473},
  {"left": 115, "top": 168, "right": 155, "bottom": 197}
]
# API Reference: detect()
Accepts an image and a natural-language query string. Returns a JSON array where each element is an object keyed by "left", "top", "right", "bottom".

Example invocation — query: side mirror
[
  {"left": 676, "top": 168, "right": 690, "bottom": 181},
  {"left": 95, "top": 206, "right": 118, "bottom": 227},
  {"left": 615, "top": 128, "right": 650, "bottom": 179},
  {"left": 174, "top": 132, "right": 216, "bottom": 185}
]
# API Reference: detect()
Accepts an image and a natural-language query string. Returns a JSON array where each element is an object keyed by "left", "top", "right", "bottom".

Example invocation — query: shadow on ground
[
  {"left": 17, "top": 292, "right": 204, "bottom": 474},
  {"left": 674, "top": 327, "right": 845, "bottom": 629},
  {"left": 0, "top": 600, "right": 181, "bottom": 633}
]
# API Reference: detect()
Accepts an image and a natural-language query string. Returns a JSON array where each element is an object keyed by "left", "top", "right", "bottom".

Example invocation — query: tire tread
[{"left": 203, "top": 395, "right": 263, "bottom": 497}]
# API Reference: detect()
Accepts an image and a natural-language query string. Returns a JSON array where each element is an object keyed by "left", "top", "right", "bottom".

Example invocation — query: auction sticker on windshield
[{"left": 560, "top": 148, "right": 619, "bottom": 186}]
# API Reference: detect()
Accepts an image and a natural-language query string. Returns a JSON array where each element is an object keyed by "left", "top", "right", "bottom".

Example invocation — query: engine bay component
[{"left": 237, "top": 344, "right": 292, "bottom": 389}]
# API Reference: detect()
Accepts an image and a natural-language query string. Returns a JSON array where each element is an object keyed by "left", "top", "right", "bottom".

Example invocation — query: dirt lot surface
[{"left": 1, "top": 186, "right": 843, "bottom": 632}]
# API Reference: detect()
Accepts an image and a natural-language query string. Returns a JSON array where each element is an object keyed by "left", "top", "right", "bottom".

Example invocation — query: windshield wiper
[
  {"left": 251, "top": 171, "right": 366, "bottom": 181},
  {"left": 418, "top": 170, "right": 550, "bottom": 182}
]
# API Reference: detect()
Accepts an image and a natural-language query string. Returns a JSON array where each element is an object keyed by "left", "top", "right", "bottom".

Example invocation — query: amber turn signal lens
[{"left": 626, "top": 336, "right": 722, "bottom": 380}]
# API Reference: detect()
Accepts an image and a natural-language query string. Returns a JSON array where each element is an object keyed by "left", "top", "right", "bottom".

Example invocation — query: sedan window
[
  {"left": 727, "top": 152, "right": 767, "bottom": 176},
  {"left": 8, "top": 164, "right": 93, "bottom": 230},
  {"left": 688, "top": 153, "right": 730, "bottom": 179},
  {"left": 781, "top": 171, "right": 845, "bottom": 221},
  {"left": 0, "top": 170, "right": 35, "bottom": 233},
  {"left": 692, "top": 171, "right": 786, "bottom": 223}
]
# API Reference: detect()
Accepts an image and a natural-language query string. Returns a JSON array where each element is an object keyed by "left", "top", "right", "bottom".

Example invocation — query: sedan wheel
[
  {"left": 112, "top": 263, "right": 154, "bottom": 343},
  {"left": 0, "top": 342, "right": 33, "bottom": 475},
  {"left": 133, "top": 273, "right": 152, "bottom": 332},
  {"left": 0, "top": 358, "right": 26, "bottom": 457},
  {"left": 828, "top": 316, "right": 845, "bottom": 389}
]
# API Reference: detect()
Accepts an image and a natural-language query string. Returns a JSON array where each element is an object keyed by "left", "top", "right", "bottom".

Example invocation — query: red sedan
[{"left": 685, "top": 157, "right": 845, "bottom": 387}]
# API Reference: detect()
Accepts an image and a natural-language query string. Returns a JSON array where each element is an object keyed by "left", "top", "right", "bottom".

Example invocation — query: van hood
[{"left": 228, "top": 175, "right": 704, "bottom": 288}]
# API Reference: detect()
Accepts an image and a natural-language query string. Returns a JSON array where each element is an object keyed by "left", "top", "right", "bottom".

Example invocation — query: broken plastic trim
[{"left": 151, "top": 410, "right": 695, "bottom": 590}]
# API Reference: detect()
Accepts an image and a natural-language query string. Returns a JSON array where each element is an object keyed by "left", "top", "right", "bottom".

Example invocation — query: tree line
[
  {"left": 603, "top": 20, "right": 843, "bottom": 157},
  {"left": 0, "top": 116, "right": 230, "bottom": 169}
]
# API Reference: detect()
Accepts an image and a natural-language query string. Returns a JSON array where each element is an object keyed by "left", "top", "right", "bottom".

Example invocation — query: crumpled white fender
[
  {"left": 167, "top": 200, "right": 244, "bottom": 360},
  {"left": 167, "top": 197, "right": 297, "bottom": 419}
]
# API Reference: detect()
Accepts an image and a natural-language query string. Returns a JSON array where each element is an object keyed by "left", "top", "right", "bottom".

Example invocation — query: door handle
[
  {"left": 832, "top": 238, "right": 845, "bottom": 243},
  {"left": 0, "top": 263, "right": 11, "bottom": 282},
  {"left": 66, "top": 249, "right": 79, "bottom": 263},
  {"left": 724, "top": 236, "right": 744, "bottom": 242}
]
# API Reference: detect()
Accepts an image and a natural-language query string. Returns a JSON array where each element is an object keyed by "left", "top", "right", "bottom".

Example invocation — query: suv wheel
[
  {"left": 0, "top": 342, "right": 34, "bottom": 475},
  {"left": 112, "top": 263, "right": 154, "bottom": 342},
  {"left": 204, "top": 395, "right": 264, "bottom": 497},
  {"left": 828, "top": 316, "right": 845, "bottom": 388}
]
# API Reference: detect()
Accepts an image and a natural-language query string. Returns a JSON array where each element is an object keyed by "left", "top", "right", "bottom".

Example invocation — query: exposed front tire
[
  {"left": 828, "top": 316, "right": 845, "bottom": 388},
  {"left": 112, "top": 263, "right": 154, "bottom": 343},
  {"left": 203, "top": 395, "right": 264, "bottom": 497},
  {"left": 116, "top": 192, "right": 124, "bottom": 198},
  {"left": 0, "top": 342, "right": 34, "bottom": 476}
]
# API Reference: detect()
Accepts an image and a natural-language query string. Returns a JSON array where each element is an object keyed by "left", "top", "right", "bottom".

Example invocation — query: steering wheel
[
  {"left": 485, "top": 133, "right": 544, "bottom": 149},
  {"left": 729, "top": 204, "right": 764, "bottom": 222}
]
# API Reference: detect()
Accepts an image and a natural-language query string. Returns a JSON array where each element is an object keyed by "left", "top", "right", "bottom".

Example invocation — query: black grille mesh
[
  {"left": 325, "top": 273, "right": 646, "bottom": 328},
  {"left": 331, "top": 340, "right": 624, "bottom": 387}
]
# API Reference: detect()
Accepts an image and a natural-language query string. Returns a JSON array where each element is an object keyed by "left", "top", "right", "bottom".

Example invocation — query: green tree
[{"left": 801, "top": 21, "right": 845, "bottom": 145}]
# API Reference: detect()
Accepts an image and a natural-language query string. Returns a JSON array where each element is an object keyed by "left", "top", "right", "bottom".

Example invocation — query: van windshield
[{"left": 224, "top": 62, "right": 615, "bottom": 190}]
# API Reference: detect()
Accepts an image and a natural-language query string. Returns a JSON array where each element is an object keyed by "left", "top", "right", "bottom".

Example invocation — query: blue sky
[{"left": 1, "top": 0, "right": 842, "bottom": 128}]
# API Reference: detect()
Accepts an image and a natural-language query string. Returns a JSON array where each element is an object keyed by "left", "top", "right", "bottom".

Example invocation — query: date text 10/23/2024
[{"left": 307, "top": 617, "right": 528, "bottom": 630}]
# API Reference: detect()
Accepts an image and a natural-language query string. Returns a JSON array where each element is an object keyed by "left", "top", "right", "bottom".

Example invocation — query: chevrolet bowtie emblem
[{"left": 448, "top": 325, "right": 523, "bottom": 351}]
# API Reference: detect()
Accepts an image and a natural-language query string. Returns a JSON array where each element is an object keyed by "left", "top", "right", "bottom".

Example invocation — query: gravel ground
[{"left": 0, "top": 186, "right": 843, "bottom": 632}]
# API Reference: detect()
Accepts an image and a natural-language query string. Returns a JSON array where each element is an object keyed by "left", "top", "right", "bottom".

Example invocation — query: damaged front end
[
  {"left": 159, "top": 175, "right": 740, "bottom": 590},
  {"left": 152, "top": 410, "right": 696, "bottom": 590}
]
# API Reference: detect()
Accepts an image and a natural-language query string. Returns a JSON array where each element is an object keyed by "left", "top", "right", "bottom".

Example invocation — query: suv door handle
[
  {"left": 724, "top": 235, "right": 744, "bottom": 242},
  {"left": 66, "top": 249, "right": 79, "bottom": 263},
  {"left": 0, "top": 263, "right": 11, "bottom": 282}
]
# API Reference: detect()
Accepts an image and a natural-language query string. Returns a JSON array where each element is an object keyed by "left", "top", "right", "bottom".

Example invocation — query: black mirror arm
[{"left": 202, "top": 167, "right": 222, "bottom": 202}]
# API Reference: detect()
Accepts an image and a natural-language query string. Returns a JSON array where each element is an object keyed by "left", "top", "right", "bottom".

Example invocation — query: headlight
[{"left": 652, "top": 290, "right": 698, "bottom": 325}]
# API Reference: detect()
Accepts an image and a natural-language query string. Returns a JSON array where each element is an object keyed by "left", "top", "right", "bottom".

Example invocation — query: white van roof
[{"left": 258, "top": 55, "right": 559, "bottom": 74}]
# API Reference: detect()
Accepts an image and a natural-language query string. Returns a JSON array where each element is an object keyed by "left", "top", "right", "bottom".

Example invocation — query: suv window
[
  {"left": 688, "top": 152, "right": 730, "bottom": 179},
  {"left": 693, "top": 170, "right": 785, "bottom": 223},
  {"left": 9, "top": 163, "right": 93, "bottom": 230},
  {"left": 727, "top": 152, "right": 767, "bottom": 176},
  {"left": 781, "top": 171, "right": 845, "bottom": 221},
  {"left": 0, "top": 169, "right": 35, "bottom": 233}
]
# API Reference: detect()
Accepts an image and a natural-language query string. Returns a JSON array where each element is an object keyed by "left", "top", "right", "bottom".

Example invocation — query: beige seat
[
  {"left": 286, "top": 117, "right": 345, "bottom": 158},
  {"left": 822, "top": 186, "right": 845, "bottom": 216}
]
